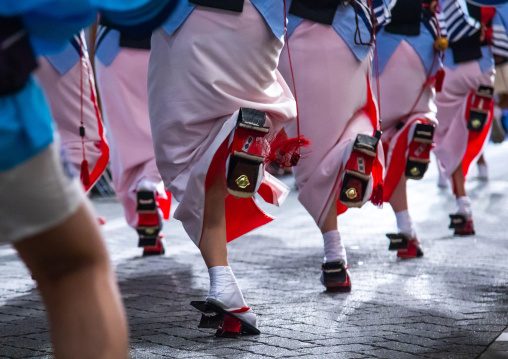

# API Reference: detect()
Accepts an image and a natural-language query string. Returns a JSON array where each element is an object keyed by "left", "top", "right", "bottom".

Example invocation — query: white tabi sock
[
  {"left": 207, "top": 266, "right": 248, "bottom": 309},
  {"left": 477, "top": 163, "right": 489, "bottom": 181},
  {"left": 136, "top": 178, "right": 158, "bottom": 192},
  {"left": 395, "top": 210, "right": 417, "bottom": 239},
  {"left": 456, "top": 196, "right": 473, "bottom": 220},
  {"left": 322, "top": 230, "right": 347, "bottom": 265}
]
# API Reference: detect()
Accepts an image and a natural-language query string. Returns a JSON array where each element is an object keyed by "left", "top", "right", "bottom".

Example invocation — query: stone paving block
[
  {"left": 478, "top": 353, "right": 508, "bottom": 359},
  {"left": 222, "top": 353, "right": 276, "bottom": 359},
  {"left": 0, "top": 344, "right": 46, "bottom": 358},
  {"left": 360, "top": 348, "right": 427, "bottom": 359},
  {"left": 260, "top": 326, "right": 331, "bottom": 341},
  {"left": 284, "top": 353, "right": 368, "bottom": 359},
  {"left": 244, "top": 343, "right": 301, "bottom": 357},
  {"left": 291, "top": 343, "right": 379, "bottom": 356},
  {"left": 310, "top": 336, "right": 386, "bottom": 347},
  {"left": 378, "top": 332, "right": 448, "bottom": 348},
  {"left": 200, "top": 346, "right": 270, "bottom": 357},
  {"left": 424, "top": 351, "right": 483, "bottom": 359},
  {"left": 1, "top": 143, "right": 508, "bottom": 358},
  {"left": 244, "top": 335, "right": 316, "bottom": 350}
]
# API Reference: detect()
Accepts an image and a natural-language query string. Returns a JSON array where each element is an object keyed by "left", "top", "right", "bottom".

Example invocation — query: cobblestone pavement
[{"left": 0, "top": 142, "right": 508, "bottom": 359}]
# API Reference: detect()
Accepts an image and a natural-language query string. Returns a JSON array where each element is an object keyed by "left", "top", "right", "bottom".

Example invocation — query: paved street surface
[{"left": 1, "top": 142, "right": 507, "bottom": 359}]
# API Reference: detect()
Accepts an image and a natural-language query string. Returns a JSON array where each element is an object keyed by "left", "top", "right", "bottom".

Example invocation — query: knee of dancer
[
  {"left": 36, "top": 249, "right": 110, "bottom": 285},
  {"left": 16, "top": 230, "right": 111, "bottom": 285}
]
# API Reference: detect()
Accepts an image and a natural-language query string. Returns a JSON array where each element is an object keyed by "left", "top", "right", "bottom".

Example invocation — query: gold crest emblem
[
  {"left": 345, "top": 188, "right": 357, "bottom": 199},
  {"left": 236, "top": 175, "right": 250, "bottom": 189}
]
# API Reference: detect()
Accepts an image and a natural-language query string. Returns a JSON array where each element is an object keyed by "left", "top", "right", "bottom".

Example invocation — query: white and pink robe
[
  {"left": 94, "top": 28, "right": 171, "bottom": 228},
  {"left": 277, "top": 3, "right": 385, "bottom": 227},
  {"left": 148, "top": 1, "right": 296, "bottom": 246},
  {"left": 35, "top": 31, "right": 109, "bottom": 192}
]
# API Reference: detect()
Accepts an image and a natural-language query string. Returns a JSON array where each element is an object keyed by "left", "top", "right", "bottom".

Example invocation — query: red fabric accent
[
  {"left": 364, "top": 77, "right": 384, "bottom": 207},
  {"left": 434, "top": 69, "right": 445, "bottom": 93},
  {"left": 482, "top": 8, "right": 496, "bottom": 44},
  {"left": 462, "top": 91, "right": 494, "bottom": 177},
  {"left": 365, "top": 77, "right": 379, "bottom": 130},
  {"left": 204, "top": 137, "right": 274, "bottom": 244},
  {"left": 383, "top": 125, "right": 413, "bottom": 202},
  {"left": 82, "top": 68, "right": 110, "bottom": 192},
  {"left": 157, "top": 190, "right": 172, "bottom": 220},
  {"left": 257, "top": 182, "right": 274, "bottom": 204},
  {"left": 337, "top": 201, "right": 348, "bottom": 216},
  {"left": 332, "top": 164, "right": 347, "bottom": 217},
  {"left": 230, "top": 307, "right": 251, "bottom": 313},
  {"left": 225, "top": 196, "right": 273, "bottom": 242},
  {"left": 80, "top": 159, "right": 90, "bottom": 186}
]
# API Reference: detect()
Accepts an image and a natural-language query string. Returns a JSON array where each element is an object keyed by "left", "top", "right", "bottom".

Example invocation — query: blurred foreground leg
[{"left": 14, "top": 202, "right": 128, "bottom": 359}]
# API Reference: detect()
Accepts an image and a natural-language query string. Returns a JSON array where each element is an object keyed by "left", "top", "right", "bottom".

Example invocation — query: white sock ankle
[
  {"left": 456, "top": 196, "right": 472, "bottom": 220},
  {"left": 395, "top": 210, "right": 417, "bottom": 239},
  {"left": 136, "top": 178, "right": 158, "bottom": 192},
  {"left": 477, "top": 163, "right": 489, "bottom": 180},
  {"left": 207, "top": 266, "right": 247, "bottom": 309},
  {"left": 322, "top": 230, "right": 347, "bottom": 265}
]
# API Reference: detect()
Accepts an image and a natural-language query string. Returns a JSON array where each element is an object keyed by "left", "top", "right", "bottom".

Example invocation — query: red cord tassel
[
  {"left": 435, "top": 69, "right": 445, "bottom": 93},
  {"left": 267, "top": 135, "right": 311, "bottom": 168},
  {"left": 370, "top": 183, "right": 384, "bottom": 207},
  {"left": 80, "top": 159, "right": 90, "bottom": 186}
]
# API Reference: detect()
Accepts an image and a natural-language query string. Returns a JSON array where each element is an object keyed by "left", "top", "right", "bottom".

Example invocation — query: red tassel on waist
[
  {"left": 80, "top": 159, "right": 90, "bottom": 186},
  {"left": 370, "top": 156, "right": 384, "bottom": 207}
]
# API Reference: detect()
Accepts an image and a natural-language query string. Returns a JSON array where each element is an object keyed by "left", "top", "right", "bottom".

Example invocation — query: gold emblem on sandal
[
  {"left": 471, "top": 118, "right": 482, "bottom": 129},
  {"left": 410, "top": 167, "right": 420, "bottom": 177},
  {"left": 345, "top": 188, "right": 357, "bottom": 199},
  {"left": 236, "top": 175, "right": 250, "bottom": 189}
]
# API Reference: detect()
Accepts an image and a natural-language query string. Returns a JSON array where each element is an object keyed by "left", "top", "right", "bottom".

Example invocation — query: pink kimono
[
  {"left": 35, "top": 32, "right": 109, "bottom": 192},
  {"left": 148, "top": 1, "right": 296, "bottom": 246}
]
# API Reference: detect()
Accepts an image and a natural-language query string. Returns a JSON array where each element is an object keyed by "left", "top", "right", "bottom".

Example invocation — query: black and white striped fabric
[
  {"left": 492, "top": 7, "right": 508, "bottom": 58},
  {"left": 440, "top": 0, "right": 481, "bottom": 43},
  {"left": 353, "top": 0, "right": 393, "bottom": 32}
]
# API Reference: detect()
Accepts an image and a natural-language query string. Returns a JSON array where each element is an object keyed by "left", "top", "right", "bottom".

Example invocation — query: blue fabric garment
[
  {"left": 44, "top": 38, "right": 81, "bottom": 76},
  {"left": 492, "top": 4, "right": 508, "bottom": 58},
  {"left": 95, "top": 28, "right": 122, "bottom": 67},
  {"left": 0, "top": 78, "right": 54, "bottom": 170},
  {"left": 1, "top": 0, "right": 175, "bottom": 55},
  {"left": 376, "top": 23, "right": 439, "bottom": 75},
  {"left": 162, "top": 0, "right": 285, "bottom": 40},
  {"left": 285, "top": 0, "right": 379, "bottom": 62},
  {"left": 1, "top": 0, "right": 174, "bottom": 170}
]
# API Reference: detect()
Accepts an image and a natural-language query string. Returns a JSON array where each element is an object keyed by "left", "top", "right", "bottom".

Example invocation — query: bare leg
[
  {"left": 452, "top": 163, "right": 467, "bottom": 198},
  {"left": 320, "top": 195, "right": 338, "bottom": 234},
  {"left": 200, "top": 168, "right": 228, "bottom": 269},
  {"left": 14, "top": 202, "right": 128, "bottom": 359},
  {"left": 477, "top": 154, "right": 486, "bottom": 165},
  {"left": 389, "top": 176, "right": 409, "bottom": 213}
]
